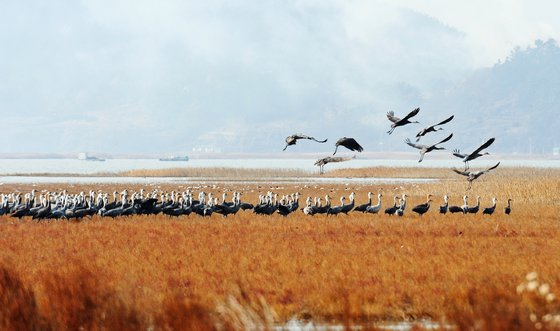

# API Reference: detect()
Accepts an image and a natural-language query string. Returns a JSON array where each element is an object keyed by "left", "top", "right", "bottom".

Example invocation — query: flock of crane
[
  {"left": 284, "top": 107, "right": 500, "bottom": 189},
  {"left": 0, "top": 107, "right": 513, "bottom": 221},
  {"left": 0, "top": 188, "right": 512, "bottom": 221},
  {"left": 303, "top": 192, "right": 513, "bottom": 217}
]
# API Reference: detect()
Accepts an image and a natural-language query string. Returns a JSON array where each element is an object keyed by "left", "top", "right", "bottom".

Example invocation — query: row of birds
[
  {"left": 283, "top": 107, "right": 500, "bottom": 189},
  {"left": 0, "top": 189, "right": 512, "bottom": 221}
]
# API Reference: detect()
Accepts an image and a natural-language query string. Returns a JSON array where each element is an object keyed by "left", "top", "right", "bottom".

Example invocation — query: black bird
[
  {"left": 415, "top": 115, "right": 454, "bottom": 142},
  {"left": 101, "top": 207, "right": 124, "bottom": 218},
  {"left": 384, "top": 195, "right": 400, "bottom": 215},
  {"left": 302, "top": 197, "right": 318, "bottom": 215},
  {"left": 339, "top": 192, "right": 355, "bottom": 215},
  {"left": 505, "top": 198, "right": 512, "bottom": 215},
  {"left": 483, "top": 197, "right": 497, "bottom": 215},
  {"left": 277, "top": 193, "right": 299, "bottom": 216},
  {"left": 283, "top": 134, "right": 327, "bottom": 151},
  {"left": 366, "top": 193, "right": 383, "bottom": 214},
  {"left": 327, "top": 194, "right": 354, "bottom": 215},
  {"left": 452, "top": 138, "right": 495, "bottom": 170},
  {"left": 353, "top": 192, "right": 372, "bottom": 213},
  {"left": 452, "top": 162, "right": 500, "bottom": 190},
  {"left": 396, "top": 194, "right": 408, "bottom": 216},
  {"left": 315, "top": 195, "right": 331, "bottom": 214},
  {"left": 449, "top": 195, "right": 468, "bottom": 214},
  {"left": 386, "top": 107, "right": 420, "bottom": 134},
  {"left": 333, "top": 137, "right": 363, "bottom": 155},
  {"left": 439, "top": 195, "right": 449, "bottom": 214},
  {"left": 10, "top": 206, "right": 30, "bottom": 219},
  {"left": 32, "top": 200, "right": 51, "bottom": 221},
  {"left": 412, "top": 194, "right": 432, "bottom": 216},
  {"left": 405, "top": 133, "right": 453, "bottom": 162},
  {"left": 467, "top": 196, "right": 481, "bottom": 214}
]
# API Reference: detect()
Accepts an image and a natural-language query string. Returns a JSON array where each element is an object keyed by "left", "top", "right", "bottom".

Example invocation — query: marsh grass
[
  {"left": 1, "top": 168, "right": 560, "bottom": 330},
  {"left": 4, "top": 167, "right": 313, "bottom": 179}
]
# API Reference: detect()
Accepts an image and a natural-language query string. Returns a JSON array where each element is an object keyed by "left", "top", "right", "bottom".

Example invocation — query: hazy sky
[{"left": 1, "top": 0, "right": 558, "bottom": 154}]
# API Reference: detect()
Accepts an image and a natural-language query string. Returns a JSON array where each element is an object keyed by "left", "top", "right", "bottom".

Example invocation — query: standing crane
[
  {"left": 439, "top": 195, "right": 449, "bottom": 214},
  {"left": 412, "top": 194, "right": 432, "bottom": 216},
  {"left": 483, "top": 197, "right": 497, "bottom": 215},
  {"left": 505, "top": 199, "right": 512, "bottom": 215}
]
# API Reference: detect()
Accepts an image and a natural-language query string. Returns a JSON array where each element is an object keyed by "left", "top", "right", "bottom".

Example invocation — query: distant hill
[{"left": 428, "top": 39, "right": 560, "bottom": 154}]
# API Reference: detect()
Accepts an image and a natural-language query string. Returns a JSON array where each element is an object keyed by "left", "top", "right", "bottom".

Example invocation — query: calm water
[
  {"left": 0, "top": 176, "right": 437, "bottom": 185},
  {"left": 0, "top": 158, "right": 558, "bottom": 175}
]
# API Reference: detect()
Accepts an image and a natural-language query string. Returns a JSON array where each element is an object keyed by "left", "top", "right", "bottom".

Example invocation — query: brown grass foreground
[{"left": 1, "top": 168, "right": 560, "bottom": 330}]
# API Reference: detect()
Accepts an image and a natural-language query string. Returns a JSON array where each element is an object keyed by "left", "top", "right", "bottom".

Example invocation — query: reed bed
[
  {"left": 119, "top": 167, "right": 313, "bottom": 178},
  {"left": 1, "top": 168, "right": 560, "bottom": 330}
]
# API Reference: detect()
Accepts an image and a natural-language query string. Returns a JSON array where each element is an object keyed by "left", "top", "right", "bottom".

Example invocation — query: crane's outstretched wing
[
  {"left": 338, "top": 138, "right": 363, "bottom": 152},
  {"left": 432, "top": 133, "right": 453, "bottom": 147},
  {"left": 405, "top": 138, "right": 424, "bottom": 150},
  {"left": 293, "top": 134, "right": 328, "bottom": 143},
  {"left": 386, "top": 111, "right": 401, "bottom": 123},
  {"left": 284, "top": 134, "right": 327, "bottom": 151},
  {"left": 435, "top": 115, "right": 454, "bottom": 126},
  {"left": 401, "top": 107, "right": 420, "bottom": 122},
  {"left": 314, "top": 156, "right": 354, "bottom": 166},
  {"left": 452, "top": 149, "right": 465, "bottom": 158},
  {"left": 469, "top": 138, "right": 495, "bottom": 158},
  {"left": 484, "top": 162, "right": 500, "bottom": 173},
  {"left": 307, "top": 136, "right": 328, "bottom": 143},
  {"left": 452, "top": 168, "right": 470, "bottom": 177},
  {"left": 415, "top": 128, "right": 428, "bottom": 140}
]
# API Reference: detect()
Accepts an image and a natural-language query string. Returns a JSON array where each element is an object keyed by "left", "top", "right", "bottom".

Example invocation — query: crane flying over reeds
[
  {"left": 405, "top": 133, "right": 453, "bottom": 162},
  {"left": 415, "top": 115, "right": 454, "bottom": 142},
  {"left": 453, "top": 138, "right": 495, "bottom": 170},
  {"left": 282, "top": 133, "right": 328, "bottom": 151},
  {"left": 386, "top": 107, "right": 420, "bottom": 134},
  {"left": 314, "top": 156, "right": 355, "bottom": 174},
  {"left": 452, "top": 162, "right": 500, "bottom": 190},
  {"left": 332, "top": 137, "right": 363, "bottom": 155}
]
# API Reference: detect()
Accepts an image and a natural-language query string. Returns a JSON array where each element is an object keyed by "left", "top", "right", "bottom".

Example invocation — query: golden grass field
[{"left": 1, "top": 166, "right": 560, "bottom": 330}]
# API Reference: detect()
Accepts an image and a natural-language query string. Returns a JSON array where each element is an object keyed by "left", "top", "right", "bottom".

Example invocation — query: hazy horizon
[{"left": 2, "top": 1, "right": 559, "bottom": 154}]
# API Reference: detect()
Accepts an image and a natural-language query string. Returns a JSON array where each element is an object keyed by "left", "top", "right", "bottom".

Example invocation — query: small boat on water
[
  {"left": 78, "top": 153, "right": 105, "bottom": 161},
  {"left": 159, "top": 155, "right": 189, "bottom": 161}
]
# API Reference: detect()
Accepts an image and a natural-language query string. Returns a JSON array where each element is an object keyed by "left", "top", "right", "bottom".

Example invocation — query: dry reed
[{"left": 0, "top": 168, "right": 559, "bottom": 330}]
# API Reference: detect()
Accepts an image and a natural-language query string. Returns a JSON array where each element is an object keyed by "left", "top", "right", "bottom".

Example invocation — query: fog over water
[
  {"left": 0, "top": 158, "right": 557, "bottom": 176},
  {"left": 2, "top": 1, "right": 560, "bottom": 155}
]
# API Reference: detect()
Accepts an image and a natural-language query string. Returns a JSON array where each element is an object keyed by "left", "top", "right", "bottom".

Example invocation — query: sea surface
[{"left": 0, "top": 158, "right": 558, "bottom": 175}]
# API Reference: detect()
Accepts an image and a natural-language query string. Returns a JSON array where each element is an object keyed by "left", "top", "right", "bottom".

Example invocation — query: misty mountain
[
  {"left": 1, "top": 2, "right": 558, "bottom": 155},
  {"left": 428, "top": 39, "right": 560, "bottom": 154},
  {"left": 0, "top": 2, "right": 472, "bottom": 154}
]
